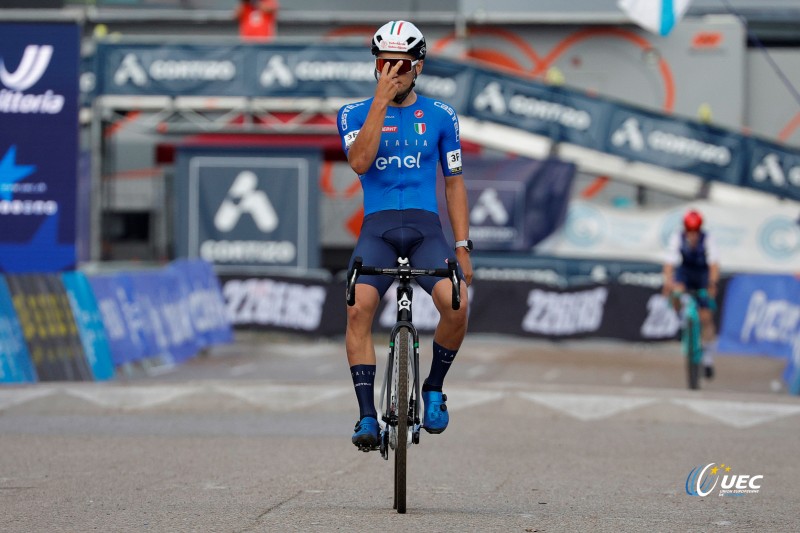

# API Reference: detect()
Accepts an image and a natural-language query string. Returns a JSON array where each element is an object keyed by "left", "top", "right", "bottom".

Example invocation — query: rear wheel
[{"left": 393, "top": 326, "right": 410, "bottom": 514}]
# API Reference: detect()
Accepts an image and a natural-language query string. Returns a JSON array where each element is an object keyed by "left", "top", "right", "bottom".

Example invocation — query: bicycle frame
[
  {"left": 345, "top": 255, "right": 460, "bottom": 513},
  {"left": 672, "top": 290, "right": 704, "bottom": 389}
]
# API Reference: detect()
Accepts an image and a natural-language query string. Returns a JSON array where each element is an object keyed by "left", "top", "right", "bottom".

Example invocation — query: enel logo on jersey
[{"left": 375, "top": 152, "right": 421, "bottom": 170}]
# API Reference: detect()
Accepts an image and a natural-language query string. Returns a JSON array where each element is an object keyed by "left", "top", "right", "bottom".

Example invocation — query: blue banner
[
  {"left": 87, "top": 274, "right": 148, "bottom": 367},
  {"left": 61, "top": 272, "right": 115, "bottom": 381},
  {"left": 718, "top": 274, "right": 800, "bottom": 365},
  {"left": 0, "top": 23, "right": 80, "bottom": 273},
  {"left": 438, "top": 154, "right": 575, "bottom": 251},
  {"left": 170, "top": 259, "right": 233, "bottom": 347},
  {"left": 0, "top": 276, "right": 37, "bottom": 383}
]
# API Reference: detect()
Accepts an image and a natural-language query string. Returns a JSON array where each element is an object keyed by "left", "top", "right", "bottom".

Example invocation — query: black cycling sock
[
  {"left": 424, "top": 341, "right": 458, "bottom": 392},
  {"left": 350, "top": 364, "right": 377, "bottom": 420}
]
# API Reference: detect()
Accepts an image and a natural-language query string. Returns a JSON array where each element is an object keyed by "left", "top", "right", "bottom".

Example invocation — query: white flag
[{"left": 618, "top": 0, "right": 693, "bottom": 36}]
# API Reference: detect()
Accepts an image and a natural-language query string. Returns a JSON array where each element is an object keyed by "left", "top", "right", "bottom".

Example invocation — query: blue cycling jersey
[{"left": 337, "top": 95, "right": 463, "bottom": 216}]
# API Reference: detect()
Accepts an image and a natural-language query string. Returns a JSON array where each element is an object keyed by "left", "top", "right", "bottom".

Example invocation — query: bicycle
[
  {"left": 671, "top": 289, "right": 713, "bottom": 390},
  {"left": 346, "top": 256, "right": 460, "bottom": 514}
]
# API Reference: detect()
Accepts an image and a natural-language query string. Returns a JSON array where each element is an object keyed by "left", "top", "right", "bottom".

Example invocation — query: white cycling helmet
[{"left": 371, "top": 20, "right": 427, "bottom": 60}]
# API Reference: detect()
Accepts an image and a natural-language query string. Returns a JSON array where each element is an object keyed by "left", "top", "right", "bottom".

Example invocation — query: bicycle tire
[
  {"left": 685, "top": 320, "right": 701, "bottom": 390},
  {"left": 393, "top": 326, "right": 410, "bottom": 514}
]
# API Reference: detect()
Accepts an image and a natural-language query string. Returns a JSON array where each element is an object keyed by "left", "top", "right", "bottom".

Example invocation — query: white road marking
[
  {"left": 671, "top": 398, "right": 800, "bottom": 429},
  {"left": 0, "top": 388, "right": 57, "bottom": 411},
  {"left": 445, "top": 389, "right": 506, "bottom": 411},
  {"left": 211, "top": 384, "right": 349, "bottom": 410},
  {"left": 542, "top": 369, "right": 561, "bottom": 381},
  {"left": 466, "top": 364, "right": 487, "bottom": 378},
  {"left": 2, "top": 383, "right": 799, "bottom": 430},
  {"left": 518, "top": 392, "right": 658, "bottom": 421},
  {"left": 66, "top": 386, "right": 202, "bottom": 410}
]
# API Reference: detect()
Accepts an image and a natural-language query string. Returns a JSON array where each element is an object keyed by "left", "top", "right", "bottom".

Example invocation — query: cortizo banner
[
  {"left": 174, "top": 147, "right": 321, "bottom": 270},
  {"left": 93, "top": 42, "right": 800, "bottom": 202}
]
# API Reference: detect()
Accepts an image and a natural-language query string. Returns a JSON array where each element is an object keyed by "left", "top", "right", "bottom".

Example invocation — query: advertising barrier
[
  {"left": 93, "top": 42, "right": 800, "bottom": 201},
  {"left": 0, "top": 23, "right": 81, "bottom": 273},
  {"left": 717, "top": 274, "right": 800, "bottom": 394},
  {"left": 718, "top": 274, "right": 800, "bottom": 360},
  {"left": 0, "top": 260, "right": 232, "bottom": 384},
  {"left": 5, "top": 274, "right": 92, "bottom": 381},
  {"left": 0, "top": 275, "right": 37, "bottom": 383},
  {"left": 62, "top": 271, "right": 115, "bottom": 381},
  {"left": 87, "top": 260, "right": 233, "bottom": 368},
  {"left": 219, "top": 273, "right": 681, "bottom": 342}
]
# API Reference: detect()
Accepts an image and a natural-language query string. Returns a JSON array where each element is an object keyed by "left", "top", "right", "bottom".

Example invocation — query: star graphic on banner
[
  {"left": 0, "top": 146, "right": 37, "bottom": 201},
  {"left": 710, "top": 466, "right": 719, "bottom": 475},
  {"left": 0, "top": 214, "right": 75, "bottom": 272}
]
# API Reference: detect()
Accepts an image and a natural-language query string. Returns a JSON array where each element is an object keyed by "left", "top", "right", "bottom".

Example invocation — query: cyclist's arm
[
  {"left": 347, "top": 62, "right": 402, "bottom": 175},
  {"left": 445, "top": 175, "right": 472, "bottom": 284},
  {"left": 662, "top": 231, "right": 681, "bottom": 294},
  {"left": 704, "top": 232, "right": 721, "bottom": 298}
]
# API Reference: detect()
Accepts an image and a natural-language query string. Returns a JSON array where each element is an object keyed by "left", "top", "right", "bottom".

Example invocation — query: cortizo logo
[
  {"left": 260, "top": 55, "right": 373, "bottom": 88},
  {"left": 686, "top": 463, "right": 764, "bottom": 497},
  {"left": 114, "top": 53, "right": 236, "bottom": 86},
  {"left": 472, "top": 82, "right": 591, "bottom": 131},
  {"left": 214, "top": 171, "right": 278, "bottom": 233},
  {"left": 752, "top": 153, "right": 800, "bottom": 187},
  {"left": 0, "top": 44, "right": 64, "bottom": 114},
  {"left": 471, "top": 188, "right": 509, "bottom": 225},
  {"left": 202, "top": 171, "right": 295, "bottom": 265},
  {"left": 375, "top": 152, "right": 421, "bottom": 171},
  {"left": 611, "top": 117, "right": 732, "bottom": 167}
]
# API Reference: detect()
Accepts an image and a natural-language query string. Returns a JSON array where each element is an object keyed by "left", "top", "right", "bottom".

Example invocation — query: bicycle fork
[{"left": 378, "top": 284, "right": 422, "bottom": 460}]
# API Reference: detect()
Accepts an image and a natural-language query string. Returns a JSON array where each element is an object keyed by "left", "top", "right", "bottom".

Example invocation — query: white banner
[{"left": 537, "top": 200, "right": 800, "bottom": 274}]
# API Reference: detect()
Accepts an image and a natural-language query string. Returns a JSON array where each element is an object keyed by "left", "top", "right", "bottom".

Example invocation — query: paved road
[{"left": 1, "top": 333, "right": 798, "bottom": 532}]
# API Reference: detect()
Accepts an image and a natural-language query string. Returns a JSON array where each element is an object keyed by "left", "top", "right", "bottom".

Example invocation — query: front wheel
[{"left": 392, "top": 326, "right": 411, "bottom": 514}]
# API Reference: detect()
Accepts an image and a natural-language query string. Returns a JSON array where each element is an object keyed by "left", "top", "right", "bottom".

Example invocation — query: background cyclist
[
  {"left": 337, "top": 20, "right": 472, "bottom": 451},
  {"left": 663, "top": 209, "right": 721, "bottom": 379}
]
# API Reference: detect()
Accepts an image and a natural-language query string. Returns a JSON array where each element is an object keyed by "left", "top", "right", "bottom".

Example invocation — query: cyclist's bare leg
[
  {"left": 431, "top": 279, "right": 469, "bottom": 349},
  {"left": 699, "top": 307, "right": 717, "bottom": 371},
  {"left": 699, "top": 308, "right": 716, "bottom": 344},
  {"left": 346, "top": 284, "right": 380, "bottom": 366}
]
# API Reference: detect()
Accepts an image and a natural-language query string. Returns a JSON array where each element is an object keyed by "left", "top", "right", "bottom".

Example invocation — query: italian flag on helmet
[{"left": 371, "top": 20, "right": 427, "bottom": 60}]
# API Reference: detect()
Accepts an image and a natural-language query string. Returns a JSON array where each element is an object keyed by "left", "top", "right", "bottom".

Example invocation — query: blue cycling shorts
[{"left": 349, "top": 209, "right": 463, "bottom": 297}]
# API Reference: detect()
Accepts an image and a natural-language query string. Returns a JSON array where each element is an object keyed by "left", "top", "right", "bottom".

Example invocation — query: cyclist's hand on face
[{"left": 375, "top": 60, "right": 403, "bottom": 104}]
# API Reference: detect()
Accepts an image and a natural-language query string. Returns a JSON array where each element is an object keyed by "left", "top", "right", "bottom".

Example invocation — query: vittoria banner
[{"left": 0, "top": 23, "right": 81, "bottom": 273}]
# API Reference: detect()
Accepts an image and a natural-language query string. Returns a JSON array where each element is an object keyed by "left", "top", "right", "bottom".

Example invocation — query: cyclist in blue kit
[{"left": 337, "top": 20, "right": 472, "bottom": 451}]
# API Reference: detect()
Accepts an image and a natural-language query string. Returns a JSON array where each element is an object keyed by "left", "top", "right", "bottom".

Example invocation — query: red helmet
[{"left": 683, "top": 210, "right": 703, "bottom": 232}]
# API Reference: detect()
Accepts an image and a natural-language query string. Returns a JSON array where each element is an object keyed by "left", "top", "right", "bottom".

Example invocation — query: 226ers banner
[{"left": 0, "top": 23, "right": 81, "bottom": 272}]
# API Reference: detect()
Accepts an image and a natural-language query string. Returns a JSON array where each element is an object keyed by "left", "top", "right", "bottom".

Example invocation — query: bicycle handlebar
[{"left": 346, "top": 256, "right": 461, "bottom": 310}]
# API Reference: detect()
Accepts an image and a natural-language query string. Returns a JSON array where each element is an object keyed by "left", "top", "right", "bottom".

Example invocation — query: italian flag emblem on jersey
[{"left": 414, "top": 123, "right": 426, "bottom": 135}]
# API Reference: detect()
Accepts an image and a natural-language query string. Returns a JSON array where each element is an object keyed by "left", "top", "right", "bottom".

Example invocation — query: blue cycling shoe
[
  {"left": 352, "top": 416, "right": 380, "bottom": 451},
  {"left": 422, "top": 391, "right": 449, "bottom": 434}
]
